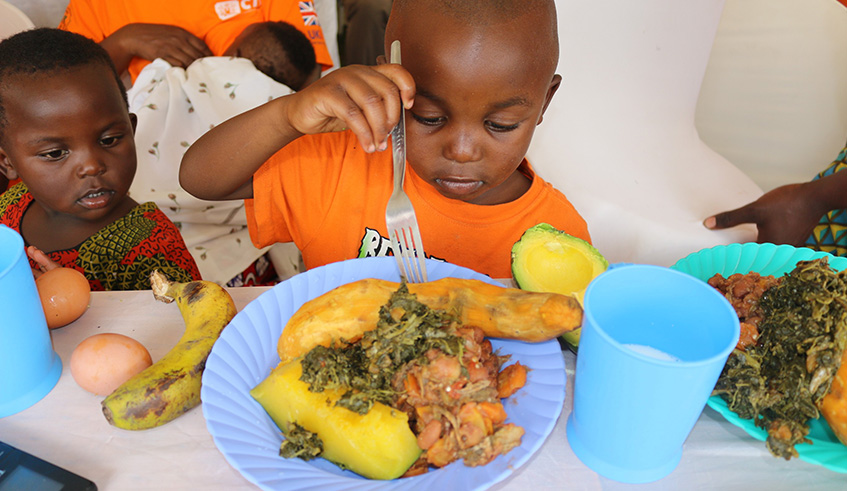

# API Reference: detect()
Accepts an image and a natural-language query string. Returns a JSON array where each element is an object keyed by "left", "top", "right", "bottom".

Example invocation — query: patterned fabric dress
[
  {"left": 805, "top": 143, "right": 847, "bottom": 257},
  {"left": 0, "top": 183, "right": 201, "bottom": 291}
]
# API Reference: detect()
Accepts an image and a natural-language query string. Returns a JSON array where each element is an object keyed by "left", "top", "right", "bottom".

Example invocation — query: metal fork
[{"left": 385, "top": 40, "right": 428, "bottom": 283}]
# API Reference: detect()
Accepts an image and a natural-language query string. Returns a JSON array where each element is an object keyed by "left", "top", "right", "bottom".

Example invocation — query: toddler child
[
  {"left": 0, "top": 28, "right": 201, "bottom": 291},
  {"left": 180, "top": 0, "right": 590, "bottom": 279}
]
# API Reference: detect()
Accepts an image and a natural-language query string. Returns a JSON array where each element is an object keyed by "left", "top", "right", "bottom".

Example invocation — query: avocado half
[{"left": 510, "top": 223, "right": 608, "bottom": 350}]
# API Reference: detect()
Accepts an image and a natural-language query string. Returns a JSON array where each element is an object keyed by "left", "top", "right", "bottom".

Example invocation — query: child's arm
[{"left": 180, "top": 64, "right": 415, "bottom": 201}]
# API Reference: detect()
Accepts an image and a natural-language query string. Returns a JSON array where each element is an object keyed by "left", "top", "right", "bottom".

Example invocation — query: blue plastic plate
[
  {"left": 671, "top": 243, "right": 847, "bottom": 472},
  {"left": 201, "top": 257, "right": 566, "bottom": 490}
]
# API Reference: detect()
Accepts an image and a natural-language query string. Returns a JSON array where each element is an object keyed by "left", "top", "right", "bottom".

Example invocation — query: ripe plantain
[{"left": 101, "top": 270, "right": 237, "bottom": 430}]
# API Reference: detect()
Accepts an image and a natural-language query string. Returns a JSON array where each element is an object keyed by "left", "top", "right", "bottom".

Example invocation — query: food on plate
[
  {"left": 251, "top": 359, "right": 422, "bottom": 480},
  {"left": 70, "top": 333, "right": 153, "bottom": 395},
  {"left": 277, "top": 276, "right": 582, "bottom": 364},
  {"left": 821, "top": 348, "right": 847, "bottom": 446},
  {"left": 35, "top": 267, "right": 90, "bottom": 329},
  {"left": 708, "top": 271, "right": 782, "bottom": 350},
  {"left": 254, "top": 283, "right": 527, "bottom": 478},
  {"left": 101, "top": 270, "right": 236, "bottom": 430},
  {"left": 510, "top": 222, "right": 607, "bottom": 349},
  {"left": 709, "top": 258, "right": 847, "bottom": 458}
]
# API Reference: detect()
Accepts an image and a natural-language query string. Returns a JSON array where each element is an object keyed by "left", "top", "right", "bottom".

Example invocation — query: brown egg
[
  {"left": 36, "top": 267, "right": 91, "bottom": 329},
  {"left": 70, "top": 333, "right": 153, "bottom": 396}
]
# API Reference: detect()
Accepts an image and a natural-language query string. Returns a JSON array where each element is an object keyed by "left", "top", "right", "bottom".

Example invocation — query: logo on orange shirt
[
  {"left": 214, "top": 1, "right": 242, "bottom": 21},
  {"left": 215, "top": 0, "right": 261, "bottom": 20},
  {"left": 215, "top": 1, "right": 259, "bottom": 21}
]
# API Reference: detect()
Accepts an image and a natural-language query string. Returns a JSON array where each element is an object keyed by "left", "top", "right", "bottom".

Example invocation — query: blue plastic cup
[
  {"left": 0, "top": 225, "right": 62, "bottom": 417},
  {"left": 566, "top": 264, "right": 739, "bottom": 483}
]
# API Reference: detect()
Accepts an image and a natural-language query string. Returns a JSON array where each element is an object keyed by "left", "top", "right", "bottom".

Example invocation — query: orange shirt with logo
[
  {"left": 245, "top": 131, "right": 592, "bottom": 279},
  {"left": 59, "top": 0, "right": 332, "bottom": 82}
]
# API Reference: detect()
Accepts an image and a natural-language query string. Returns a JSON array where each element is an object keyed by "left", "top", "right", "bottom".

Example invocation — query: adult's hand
[
  {"left": 100, "top": 23, "right": 213, "bottom": 74},
  {"left": 703, "top": 181, "right": 825, "bottom": 246}
]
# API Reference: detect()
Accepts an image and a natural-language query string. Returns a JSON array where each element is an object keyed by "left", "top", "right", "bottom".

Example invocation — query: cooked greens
[
  {"left": 713, "top": 258, "right": 847, "bottom": 459},
  {"left": 299, "top": 282, "right": 463, "bottom": 415},
  {"left": 279, "top": 423, "right": 323, "bottom": 461}
]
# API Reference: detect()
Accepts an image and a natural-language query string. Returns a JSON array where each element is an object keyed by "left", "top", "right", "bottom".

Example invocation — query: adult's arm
[
  {"left": 58, "top": 1, "right": 211, "bottom": 75},
  {"left": 704, "top": 169, "right": 847, "bottom": 246},
  {"left": 99, "top": 23, "right": 212, "bottom": 75}
]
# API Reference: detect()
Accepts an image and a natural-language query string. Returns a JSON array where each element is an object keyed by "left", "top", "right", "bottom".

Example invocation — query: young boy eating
[
  {"left": 0, "top": 28, "right": 201, "bottom": 290},
  {"left": 180, "top": 0, "right": 590, "bottom": 279}
]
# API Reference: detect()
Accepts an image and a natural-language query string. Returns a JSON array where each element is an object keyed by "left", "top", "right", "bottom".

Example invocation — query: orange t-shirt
[
  {"left": 59, "top": 0, "right": 333, "bottom": 82},
  {"left": 245, "top": 131, "right": 592, "bottom": 279}
]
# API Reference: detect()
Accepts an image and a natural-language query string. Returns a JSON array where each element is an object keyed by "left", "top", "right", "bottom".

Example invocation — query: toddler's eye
[
  {"left": 100, "top": 134, "right": 125, "bottom": 147},
  {"left": 39, "top": 149, "right": 69, "bottom": 161},
  {"left": 411, "top": 113, "right": 444, "bottom": 127},
  {"left": 486, "top": 121, "right": 520, "bottom": 132}
]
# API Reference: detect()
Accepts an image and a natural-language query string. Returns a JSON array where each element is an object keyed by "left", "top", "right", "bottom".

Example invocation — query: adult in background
[
  {"left": 341, "top": 0, "right": 392, "bottom": 65},
  {"left": 58, "top": 0, "right": 334, "bottom": 83}
]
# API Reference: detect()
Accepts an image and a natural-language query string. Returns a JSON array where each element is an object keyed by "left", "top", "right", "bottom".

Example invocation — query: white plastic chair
[{"left": 0, "top": 1, "right": 35, "bottom": 41}]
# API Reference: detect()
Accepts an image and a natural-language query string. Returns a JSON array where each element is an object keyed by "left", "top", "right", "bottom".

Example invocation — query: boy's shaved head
[
  {"left": 394, "top": 0, "right": 556, "bottom": 28},
  {"left": 385, "top": 0, "right": 563, "bottom": 206},
  {"left": 387, "top": 0, "right": 558, "bottom": 77}
]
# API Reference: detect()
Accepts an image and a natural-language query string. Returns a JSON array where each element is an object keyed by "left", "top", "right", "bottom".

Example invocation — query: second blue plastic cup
[
  {"left": 0, "top": 225, "right": 62, "bottom": 417},
  {"left": 566, "top": 264, "right": 739, "bottom": 483}
]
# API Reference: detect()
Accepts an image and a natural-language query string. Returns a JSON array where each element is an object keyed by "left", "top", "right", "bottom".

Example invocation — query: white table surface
[{"left": 1, "top": 288, "right": 845, "bottom": 490}]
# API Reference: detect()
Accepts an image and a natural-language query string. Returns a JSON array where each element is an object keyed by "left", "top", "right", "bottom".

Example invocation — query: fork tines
[{"left": 390, "top": 225, "right": 427, "bottom": 283}]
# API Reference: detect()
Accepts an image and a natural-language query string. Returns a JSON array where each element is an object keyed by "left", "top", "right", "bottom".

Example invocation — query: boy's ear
[
  {"left": 376, "top": 54, "right": 387, "bottom": 65},
  {"left": 536, "top": 74, "right": 562, "bottom": 126},
  {"left": 129, "top": 113, "right": 138, "bottom": 135},
  {"left": 0, "top": 147, "right": 19, "bottom": 180}
]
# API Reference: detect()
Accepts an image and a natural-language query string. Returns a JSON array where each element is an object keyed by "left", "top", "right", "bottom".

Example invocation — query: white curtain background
[{"left": 696, "top": 0, "right": 847, "bottom": 191}]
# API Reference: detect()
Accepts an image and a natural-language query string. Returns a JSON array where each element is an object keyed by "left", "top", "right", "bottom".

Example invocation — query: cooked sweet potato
[
  {"left": 251, "top": 359, "right": 422, "bottom": 480},
  {"left": 277, "top": 277, "right": 583, "bottom": 363},
  {"left": 820, "top": 347, "right": 847, "bottom": 446}
]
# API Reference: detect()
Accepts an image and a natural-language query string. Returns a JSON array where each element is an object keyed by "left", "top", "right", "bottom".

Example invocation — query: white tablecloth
[{"left": 1, "top": 289, "right": 845, "bottom": 490}]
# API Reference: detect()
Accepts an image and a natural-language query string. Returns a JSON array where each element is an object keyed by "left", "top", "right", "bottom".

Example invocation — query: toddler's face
[
  {"left": 395, "top": 10, "right": 560, "bottom": 205},
  {"left": 0, "top": 64, "right": 137, "bottom": 223}
]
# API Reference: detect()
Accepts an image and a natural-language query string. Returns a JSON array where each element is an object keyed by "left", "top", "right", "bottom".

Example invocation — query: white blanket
[{"left": 127, "top": 57, "right": 300, "bottom": 284}]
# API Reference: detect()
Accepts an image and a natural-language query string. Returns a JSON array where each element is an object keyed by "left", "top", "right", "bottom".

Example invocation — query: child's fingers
[
  {"left": 341, "top": 65, "right": 415, "bottom": 152},
  {"left": 375, "top": 64, "right": 416, "bottom": 109},
  {"left": 343, "top": 79, "right": 401, "bottom": 152},
  {"left": 288, "top": 65, "right": 415, "bottom": 152},
  {"left": 26, "top": 245, "right": 60, "bottom": 273}
]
